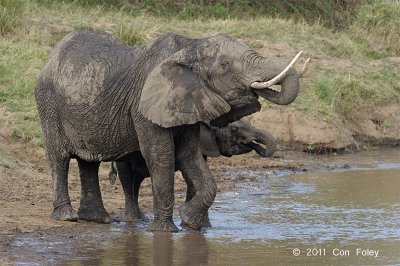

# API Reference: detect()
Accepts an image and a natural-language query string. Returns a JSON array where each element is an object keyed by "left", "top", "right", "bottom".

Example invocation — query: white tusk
[
  {"left": 251, "top": 50, "right": 303, "bottom": 89},
  {"left": 300, "top": 58, "right": 310, "bottom": 77},
  {"left": 269, "top": 86, "right": 281, "bottom": 92}
]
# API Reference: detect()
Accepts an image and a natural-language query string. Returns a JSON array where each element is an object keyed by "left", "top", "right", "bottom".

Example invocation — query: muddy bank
[{"left": 250, "top": 103, "right": 400, "bottom": 152}]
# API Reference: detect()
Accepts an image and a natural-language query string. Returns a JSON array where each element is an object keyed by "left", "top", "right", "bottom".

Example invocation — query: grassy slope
[{"left": 0, "top": 0, "right": 399, "bottom": 148}]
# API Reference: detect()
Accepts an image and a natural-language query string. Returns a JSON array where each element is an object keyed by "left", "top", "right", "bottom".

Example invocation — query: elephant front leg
[
  {"left": 77, "top": 158, "right": 111, "bottom": 223},
  {"left": 178, "top": 152, "right": 217, "bottom": 230},
  {"left": 176, "top": 125, "right": 217, "bottom": 230},
  {"left": 137, "top": 124, "right": 178, "bottom": 232},
  {"left": 182, "top": 175, "right": 212, "bottom": 228}
]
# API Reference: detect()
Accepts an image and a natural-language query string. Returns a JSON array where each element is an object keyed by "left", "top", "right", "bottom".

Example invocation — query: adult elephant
[
  {"left": 109, "top": 119, "right": 276, "bottom": 225},
  {"left": 35, "top": 30, "right": 307, "bottom": 231}
]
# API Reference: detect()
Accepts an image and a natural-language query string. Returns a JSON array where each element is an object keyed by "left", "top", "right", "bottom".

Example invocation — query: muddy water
[{"left": 6, "top": 149, "right": 400, "bottom": 265}]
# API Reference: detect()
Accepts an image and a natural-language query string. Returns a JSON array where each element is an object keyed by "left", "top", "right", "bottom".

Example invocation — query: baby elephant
[{"left": 110, "top": 120, "right": 276, "bottom": 226}]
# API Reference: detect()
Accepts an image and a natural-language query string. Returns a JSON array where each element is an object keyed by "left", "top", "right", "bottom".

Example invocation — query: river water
[{"left": 6, "top": 149, "right": 400, "bottom": 265}]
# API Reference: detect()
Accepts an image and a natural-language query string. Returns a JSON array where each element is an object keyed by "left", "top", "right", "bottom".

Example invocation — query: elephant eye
[{"left": 220, "top": 59, "right": 230, "bottom": 70}]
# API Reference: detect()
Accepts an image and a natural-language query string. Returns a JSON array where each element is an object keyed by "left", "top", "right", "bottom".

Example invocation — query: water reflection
[
  {"left": 153, "top": 233, "right": 173, "bottom": 266},
  {"left": 60, "top": 231, "right": 209, "bottom": 265},
  {"left": 180, "top": 233, "right": 209, "bottom": 266}
]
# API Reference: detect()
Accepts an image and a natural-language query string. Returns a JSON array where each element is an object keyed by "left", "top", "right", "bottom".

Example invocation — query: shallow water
[{"left": 6, "top": 149, "right": 400, "bottom": 265}]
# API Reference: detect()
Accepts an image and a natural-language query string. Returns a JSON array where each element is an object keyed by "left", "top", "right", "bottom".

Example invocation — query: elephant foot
[
  {"left": 137, "top": 210, "right": 149, "bottom": 222},
  {"left": 147, "top": 218, "right": 179, "bottom": 232},
  {"left": 179, "top": 203, "right": 210, "bottom": 230},
  {"left": 78, "top": 206, "right": 111, "bottom": 224},
  {"left": 125, "top": 208, "right": 149, "bottom": 223},
  {"left": 124, "top": 212, "right": 148, "bottom": 223},
  {"left": 51, "top": 204, "right": 79, "bottom": 222},
  {"left": 202, "top": 212, "right": 212, "bottom": 228},
  {"left": 124, "top": 212, "right": 139, "bottom": 223},
  {"left": 181, "top": 212, "right": 211, "bottom": 229}
]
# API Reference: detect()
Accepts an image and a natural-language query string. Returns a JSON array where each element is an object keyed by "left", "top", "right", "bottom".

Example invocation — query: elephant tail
[{"left": 108, "top": 162, "right": 118, "bottom": 185}]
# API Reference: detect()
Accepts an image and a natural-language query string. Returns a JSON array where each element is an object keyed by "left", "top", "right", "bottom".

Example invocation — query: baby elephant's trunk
[{"left": 248, "top": 129, "right": 277, "bottom": 157}]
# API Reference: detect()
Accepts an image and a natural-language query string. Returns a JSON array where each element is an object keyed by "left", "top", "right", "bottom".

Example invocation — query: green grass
[
  {"left": 114, "top": 0, "right": 367, "bottom": 30},
  {"left": 0, "top": 0, "right": 399, "bottom": 145},
  {"left": 0, "top": 0, "right": 25, "bottom": 35},
  {"left": 115, "top": 24, "right": 148, "bottom": 46},
  {"left": 351, "top": 1, "right": 400, "bottom": 56}
]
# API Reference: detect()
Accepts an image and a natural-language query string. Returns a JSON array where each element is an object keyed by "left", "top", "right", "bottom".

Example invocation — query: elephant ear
[
  {"left": 139, "top": 49, "right": 231, "bottom": 128},
  {"left": 199, "top": 123, "right": 220, "bottom": 157}
]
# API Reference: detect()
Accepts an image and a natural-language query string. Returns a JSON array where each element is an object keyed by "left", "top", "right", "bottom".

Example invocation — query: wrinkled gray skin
[
  {"left": 109, "top": 119, "right": 276, "bottom": 225},
  {"left": 35, "top": 30, "right": 300, "bottom": 232}
]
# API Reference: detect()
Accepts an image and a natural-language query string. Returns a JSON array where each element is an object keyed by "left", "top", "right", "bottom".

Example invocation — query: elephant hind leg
[
  {"left": 49, "top": 154, "right": 78, "bottom": 222},
  {"left": 116, "top": 160, "right": 146, "bottom": 222},
  {"left": 35, "top": 79, "right": 78, "bottom": 221},
  {"left": 77, "top": 158, "right": 111, "bottom": 223}
]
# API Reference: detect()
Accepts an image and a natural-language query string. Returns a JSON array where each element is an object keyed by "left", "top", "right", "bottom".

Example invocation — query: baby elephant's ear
[
  {"left": 199, "top": 123, "right": 220, "bottom": 157},
  {"left": 139, "top": 49, "right": 231, "bottom": 128}
]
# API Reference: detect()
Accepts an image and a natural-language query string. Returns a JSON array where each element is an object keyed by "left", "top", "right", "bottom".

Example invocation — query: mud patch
[
  {"left": 249, "top": 104, "right": 400, "bottom": 152},
  {"left": 249, "top": 106, "right": 357, "bottom": 152},
  {"left": 351, "top": 103, "right": 400, "bottom": 146}
]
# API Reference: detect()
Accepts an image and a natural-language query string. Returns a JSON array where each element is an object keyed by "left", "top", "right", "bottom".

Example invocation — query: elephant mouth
[{"left": 247, "top": 140, "right": 268, "bottom": 157}]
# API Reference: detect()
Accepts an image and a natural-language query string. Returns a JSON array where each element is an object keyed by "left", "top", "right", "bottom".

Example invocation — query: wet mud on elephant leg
[
  {"left": 176, "top": 124, "right": 217, "bottom": 230},
  {"left": 180, "top": 173, "right": 212, "bottom": 229},
  {"left": 77, "top": 158, "right": 111, "bottom": 223},
  {"left": 49, "top": 154, "right": 79, "bottom": 222},
  {"left": 136, "top": 120, "right": 178, "bottom": 232}
]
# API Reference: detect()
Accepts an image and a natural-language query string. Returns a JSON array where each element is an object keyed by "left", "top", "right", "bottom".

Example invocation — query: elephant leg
[
  {"left": 176, "top": 125, "right": 217, "bottom": 230},
  {"left": 117, "top": 161, "right": 145, "bottom": 222},
  {"left": 136, "top": 122, "right": 178, "bottom": 232},
  {"left": 77, "top": 158, "right": 110, "bottom": 223},
  {"left": 49, "top": 154, "right": 78, "bottom": 221},
  {"left": 133, "top": 175, "right": 147, "bottom": 221},
  {"left": 181, "top": 174, "right": 212, "bottom": 228}
]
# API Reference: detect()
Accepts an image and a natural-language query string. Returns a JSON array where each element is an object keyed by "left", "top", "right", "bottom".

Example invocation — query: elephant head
[
  {"left": 139, "top": 33, "right": 309, "bottom": 128},
  {"left": 200, "top": 120, "right": 276, "bottom": 158}
]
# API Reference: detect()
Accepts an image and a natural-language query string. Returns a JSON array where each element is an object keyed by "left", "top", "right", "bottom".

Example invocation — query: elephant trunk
[
  {"left": 251, "top": 52, "right": 308, "bottom": 105},
  {"left": 253, "top": 65, "right": 300, "bottom": 105},
  {"left": 247, "top": 129, "right": 276, "bottom": 157}
]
